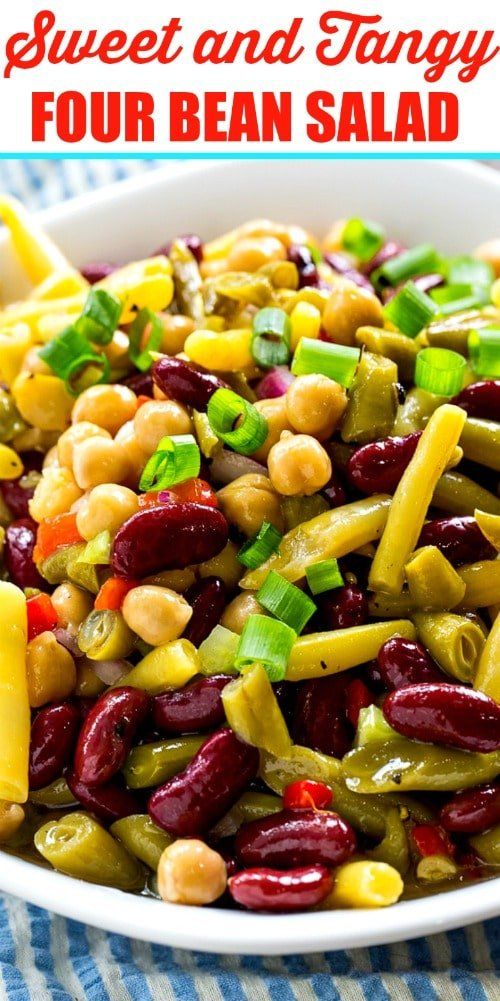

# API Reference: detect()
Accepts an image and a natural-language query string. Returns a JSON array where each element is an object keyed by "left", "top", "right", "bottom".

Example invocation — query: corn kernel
[
  {"left": 29, "top": 271, "right": 89, "bottom": 300},
  {"left": 327, "top": 860, "right": 404, "bottom": 909},
  {"left": 0, "top": 323, "right": 32, "bottom": 385},
  {"left": 97, "top": 257, "right": 174, "bottom": 323},
  {"left": 290, "top": 302, "right": 322, "bottom": 351},
  {"left": 184, "top": 328, "right": 253, "bottom": 371},
  {"left": 12, "top": 372, "right": 73, "bottom": 432},
  {"left": 0, "top": 445, "right": 23, "bottom": 480},
  {"left": 0, "top": 295, "right": 84, "bottom": 335}
]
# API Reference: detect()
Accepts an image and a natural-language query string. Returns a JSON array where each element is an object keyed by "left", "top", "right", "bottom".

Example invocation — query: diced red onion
[
  {"left": 157, "top": 491, "right": 178, "bottom": 504},
  {"left": 92, "top": 659, "right": 131, "bottom": 686},
  {"left": 364, "top": 241, "right": 406, "bottom": 277},
  {"left": 210, "top": 449, "right": 267, "bottom": 485},
  {"left": 256, "top": 367, "right": 295, "bottom": 400},
  {"left": 54, "top": 628, "right": 83, "bottom": 659},
  {"left": 80, "top": 262, "right": 118, "bottom": 284}
]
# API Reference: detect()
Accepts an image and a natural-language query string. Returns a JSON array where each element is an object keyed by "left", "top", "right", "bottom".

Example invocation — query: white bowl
[{"left": 1, "top": 160, "right": 499, "bottom": 954}]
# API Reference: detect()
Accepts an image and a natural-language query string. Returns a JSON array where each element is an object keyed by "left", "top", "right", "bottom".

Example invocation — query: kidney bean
[
  {"left": 111, "top": 502, "right": 228, "bottom": 578},
  {"left": 383, "top": 683, "right": 500, "bottom": 753},
  {"left": 148, "top": 728, "right": 259, "bottom": 836},
  {"left": 347, "top": 432, "right": 421, "bottom": 495},
  {"left": 152, "top": 675, "right": 231, "bottom": 735},
  {"left": 0, "top": 451, "right": 43, "bottom": 519},
  {"left": 377, "top": 638, "right": 445, "bottom": 690},
  {"left": 318, "top": 586, "right": 368, "bottom": 631},
  {"left": 236, "top": 809, "right": 356, "bottom": 869},
  {"left": 153, "top": 357, "right": 228, "bottom": 411},
  {"left": 183, "top": 576, "right": 226, "bottom": 647},
  {"left": 66, "top": 770, "right": 141, "bottom": 824},
  {"left": 74, "top": 687, "right": 150, "bottom": 786},
  {"left": 29, "top": 701, "right": 81, "bottom": 790},
  {"left": 122, "top": 371, "right": 154, "bottom": 397},
  {"left": 292, "top": 675, "right": 352, "bottom": 759},
  {"left": 322, "top": 252, "right": 373, "bottom": 292},
  {"left": 418, "top": 516, "right": 496, "bottom": 566},
  {"left": 452, "top": 381, "right": 500, "bottom": 422},
  {"left": 364, "top": 240, "right": 406, "bottom": 277},
  {"left": 322, "top": 468, "right": 347, "bottom": 508},
  {"left": 345, "top": 679, "right": 373, "bottom": 727},
  {"left": 384, "top": 273, "right": 444, "bottom": 304},
  {"left": 80, "top": 262, "right": 117, "bottom": 284},
  {"left": 5, "top": 518, "right": 46, "bottom": 590},
  {"left": 155, "top": 234, "right": 203, "bottom": 265},
  {"left": 229, "top": 865, "right": 333, "bottom": 912},
  {"left": 440, "top": 782, "right": 500, "bottom": 835}
]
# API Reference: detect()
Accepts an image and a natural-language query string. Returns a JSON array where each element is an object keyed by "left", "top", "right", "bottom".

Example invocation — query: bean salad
[{"left": 0, "top": 197, "right": 499, "bottom": 914}]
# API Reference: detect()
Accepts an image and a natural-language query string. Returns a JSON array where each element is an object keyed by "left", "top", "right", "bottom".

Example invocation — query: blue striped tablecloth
[{"left": 0, "top": 159, "right": 499, "bottom": 1001}]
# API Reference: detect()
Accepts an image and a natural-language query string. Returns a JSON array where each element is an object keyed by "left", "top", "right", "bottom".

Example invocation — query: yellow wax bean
[
  {"left": 469, "top": 825, "right": 500, "bottom": 866},
  {"left": 474, "top": 613, "right": 500, "bottom": 703},
  {"left": 433, "top": 471, "right": 500, "bottom": 517},
  {"left": 474, "top": 510, "right": 500, "bottom": 551},
  {"left": 0, "top": 195, "right": 77, "bottom": 284},
  {"left": 116, "top": 639, "right": 199, "bottom": 695},
  {"left": 457, "top": 561, "right": 500, "bottom": 611},
  {"left": 405, "top": 546, "right": 466, "bottom": 610},
  {"left": 0, "top": 445, "right": 23, "bottom": 480},
  {"left": 29, "top": 271, "right": 88, "bottom": 300},
  {"left": 241, "top": 495, "right": 391, "bottom": 589},
  {"left": 413, "top": 611, "right": 485, "bottom": 682},
  {"left": 0, "top": 583, "right": 29, "bottom": 803},
  {"left": 0, "top": 323, "right": 32, "bottom": 385},
  {"left": 326, "top": 861, "right": 403, "bottom": 909},
  {"left": 286, "top": 620, "right": 416, "bottom": 681},
  {"left": 0, "top": 295, "right": 84, "bottom": 336},
  {"left": 184, "top": 328, "right": 253, "bottom": 371},
  {"left": 460, "top": 418, "right": 500, "bottom": 472},
  {"left": 369, "top": 405, "right": 467, "bottom": 595}
]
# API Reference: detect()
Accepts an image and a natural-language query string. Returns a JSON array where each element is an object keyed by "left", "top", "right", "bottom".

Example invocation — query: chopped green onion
[
  {"left": 128, "top": 308, "right": 163, "bottom": 372},
  {"left": 468, "top": 328, "right": 500, "bottom": 378},
  {"left": 256, "top": 571, "right": 316, "bottom": 634},
  {"left": 39, "top": 326, "right": 91, "bottom": 378},
  {"left": 251, "top": 307, "right": 291, "bottom": 368},
  {"left": 235, "top": 614, "right": 296, "bottom": 682},
  {"left": 431, "top": 283, "right": 490, "bottom": 316},
  {"left": 342, "top": 218, "right": 385, "bottom": 262},
  {"left": 64, "top": 353, "right": 110, "bottom": 396},
  {"left": 306, "top": 244, "right": 323, "bottom": 265},
  {"left": 383, "top": 281, "right": 439, "bottom": 338},
  {"left": 291, "top": 337, "right": 360, "bottom": 387},
  {"left": 198, "top": 625, "right": 239, "bottom": 677},
  {"left": 238, "top": 522, "right": 282, "bottom": 569},
  {"left": 443, "top": 255, "right": 494, "bottom": 288},
  {"left": 372, "top": 243, "right": 439, "bottom": 289},
  {"left": 415, "top": 347, "right": 466, "bottom": 397},
  {"left": 306, "top": 559, "right": 344, "bottom": 595},
  {"left": 76, "top": 530, "right": 111, "bottom": 566},
  {"left": 73, "top": 288, "right": 122, "bottom": 345},
  {"left": 207, "top": 388, "right": 268, "bottom": 456},
  {"left": 139, "top": 434, "right": 200, "bottom": 492}
]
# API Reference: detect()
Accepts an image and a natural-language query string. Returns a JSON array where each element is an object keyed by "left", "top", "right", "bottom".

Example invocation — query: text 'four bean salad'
[{"left": 0, "top": 199, "right": 499, "bottom": 915}]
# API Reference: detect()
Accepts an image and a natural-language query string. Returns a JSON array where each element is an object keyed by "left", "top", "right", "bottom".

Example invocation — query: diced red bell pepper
[
  {"left": 136, "top": 395, "right": 153, "bottom": 408},
  {"left": 411, "top": 824, "right": 455, "bottom": 859},
  {"left": 138, "top": 478, "right": 218, "bottom": 509},
  {"left": 283, "top": 780, "right": 333, "bottom": 811},
  {"left": 26, "top": 592, "right": 58, "bottom": 641},
  {"left": 33, "top": 513, "right": 83, "bottom": 563},
  {"left": 94, "top": 577, "right": 139, "bottom": 611}
]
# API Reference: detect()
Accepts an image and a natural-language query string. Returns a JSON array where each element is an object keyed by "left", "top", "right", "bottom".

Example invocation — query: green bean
[
  {"left": 459, "top": 419, "right": 500, "bottom": 472},
  {"left": 110, "top": 815, "right": 173, "bottom": 870},
  {"left": 30, "top": 777, "right": 76, "bottom": 809},
  {"left": 432, "top": 471, "right": 500, "bottom": 517},
  {"left": 392, "top": 387, "right": 443, "bottom": 436},
  {"left": 368, "top": 806, "right": 410, "bottom": 875},
  {"left": 423, "top": 308, "right": 500, "bottom": 354},
  {"left": 281, "top": 495, "right": 329, "bottom": 531},
  {"left": 214, "top": 272, "right": 272, "bottom": 308},
  {"left": 412, "top": 611, "right": 485, "bottom": 682},
  {"left": 286, "top": 620, "right": 416, "bottom": 681},
  {"left": 259, "top": 744, "right": 342, "bottom": 795},
  {"left": 355, "top": 326, "right": 418, "bottom": 382},
  {"left": 78, "top": 609, "right": 135, "bottom": 661},
  {"left": 0, "top": 390, "right": 26, "bottom": 443},
  {"left": 341, "top": 352, "right": 399, "bottom": 444},
  {"left": 212, "top": 791, "right": 282, "bottom": 838},
  {"left": 405, "top": 546, "right": 466, "bottom": 610},
  {"left": 222, "top": 664, "right": 292, "bottom": 757},
  {"left": 258, "top": 261, "right": 298, "bottom": 290},
  {"left": 342, "top": 739, "right": 500, "bottom": 793},
  {"left": 123, "top": 735, "right": 204, "bottom": 789},
  {"left": 469, "top": 824, "right": 500, "bottom": 866},
  {"left": 169, "top": 239, "right": 204, "bottom": 322},
  {"left": 34, "top": 812, "right": 145, "bottom": 890}
]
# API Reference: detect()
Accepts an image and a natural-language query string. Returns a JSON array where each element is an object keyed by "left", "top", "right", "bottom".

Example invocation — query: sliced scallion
[
  {"left": 342, "top": 218, "right": 385, "bottom": 262},
  {"left": 251, "top": 307, "right": 291, "bottom": 368},
  {"left": 443, "top": 255, "right": 494, "bottom": 288},
  {"left": 256, "top": 571, "right": 316, "bottom": 634},
  {"left": 74, "top": 288, "right": 122, "bottom": 345},
  {"left": 306, "top": 559, "right": 344, "bottom": 596},
  {"left": 207, "top": 388, "right": 268, "bottom": 456},
  {"left": 468, "top": 328, "right": 500, "bottom": 378},
  {"left": 139, "top": 434, "right": 200, "bottom": 492},
  {"left": 238, "top": 522, "right": 282, "bottom": 569},
  {"left": 38, "top": 327, "right": 92, "bottom": 379},
  {"left": 291, "top": 337, "right": 360, "bottom": 387},
  {"left": 235, "top": 614, "right": 296, "bottom": 682},
  {"left": 383, "top": 281, "right": 439, "bottom": 338},
  {"left": 372, "top": 243, "right": 439, "bottom": 289},
  {"left": 64, "top": 353, "right": 110, "bottom": 396},
  {"left": 415, "top": 347, "right": 466, "bottom": 396}
]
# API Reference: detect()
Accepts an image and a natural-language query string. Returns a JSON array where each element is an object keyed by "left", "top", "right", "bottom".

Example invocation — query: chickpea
[
  {"left": 72, "top": 437, "right": 131, "bottom": 491},
  {"left": 51, "top": 582, "right": 94, "bottom": 630},
  {"left": 42, "top": 446, "right": 60, "bottom": 470},
  {"left": 285, "top": 374, "right": 347, "bottom": 440},
  {"left": 199, "top": 541, "right": 243, "bottom": 590},
  {"left": 74, "top": 658, "right": 106, "bottom": 698},
  {"left": 71, "top": 384, "right": 137, "bottom": 435},
  {"left": 251, "top": 396, "right": 294, "bottom": 462},
  {"left": 76, "top": 483, "right": 139, "bottom": 541},
  {"left": 114, "top": 420, "right": 150, "bottom": 487},
  {"left": 12, "top": 372, "right": 73, "bottom": 431},
  {"left": 227, "top": 236, "right": 286, "bottom": 273},
  {"left": 268, "top": 431, "right": 332, "bottom": 496},
  {"left": 218, "top": 473, "right": 284, "bottom": 536},
  {"left": 0, "top": 801, "right": 25, "bottom": 844},
  {"left": 21, "top": 346, "right": 51, "bottom": 376},
  {"left": 26, "top": 631, "right": 77, "bottom": 707},
  {"left": 473, "top": 238, "right": 500, "bottom": 278},
  {"left": 29, "top": 467, "right": 83, "bottom": 522},
  {"left": 144, "top": 568, "right": 196, "bottom": 592},
  {"left": 57, "top": 421, "right": 111, "bottom": 469},
  {"left": 221, "top": 592, "right": 265, "bottom": 634},
  {"left": 158, "top": 313, "right": 196, "bottom": 355},
  {"left": 157, "top": 839, "right": 227, "bottom": 906},
  {"left": 122, "top": 585, "right": 192, "bottom": 647},
  {"left": 322, "top": 279, "right": 383, "bottom": 346},
  {"left": 133, "top": 400, "right": 193, "bottom": 455}
]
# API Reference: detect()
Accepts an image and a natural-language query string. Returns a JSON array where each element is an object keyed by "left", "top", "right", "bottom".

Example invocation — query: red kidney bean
[
  {"left": 377, "top": 638, "right": 445, "bottom": 690},
  {"left": 452, "top": 381, "right": 500, "bottom": 422},
  {"left": 66, "top": 770, "right": 141, "bottom": 823},
  {"left": 111, "top": 502, "right": 228, "bottom": 578},
  {"left": 384, "top": 273, "right": 444, "bottom": 304},
  {"left": 345, "top": 679, "right": 373, "bottom": 728},
  {"left": 347, "top": 432, "right": 421, "bottom": 495},
  {"left": 292, "top": 675, "right": 352, "bottom": 759},
  {"left": 29, "top": 702, "right": 81, "bottom": 790},
  {"left": 364, "top": 240, "right": 406, "bottom": 277},
  {"left": 152, "top": 675, "right": 231, "bottom": 735},
  {"left": 318, "top": 586, "right": 368, "bottom": 631},
  {"left": 148, "top": 728, "right": 259, "bottom": 836},
  {"left": 323, "top": 253, "right": 373, "bottom": 292},
  {"left": 183, "top": 576, "right": 226, "bottom": 647},
  {"left": 74, "top": 687, "right": 150, "bottom": 786},
  {"left": 0, "top": 451, "right": 43, "bottom": 519},
  {"left": 236, "top": 809, "right": 356, "bottom": 869},
  {"left": 122, "top": 371, "right": 154, "bottom": 397},
  {"left": 5, "top": 518, "right": 46, "bottom": 590},
  {"left": 155, "top": 234, "right": 203, "bottom": 265},
  {"left": 80, "top": 262, "right": 117, "bottom": 284},
  {"left": 229, "top": 865, "right": 333, "bottom": 912},
  {"left": 383, "top": 683, "right": 500, "bottom": 753},
  {"left": 440, "top": 782, "right": 500, "bottom": 835},
  {"left": 153, "top": 357, "right": 228, "bottom": 411},
  {"left": 322, "top": 468, "right": 347, "bottom": 508},
  {"left": 418, "top": 516, "right": 496, "bottom": 566}
]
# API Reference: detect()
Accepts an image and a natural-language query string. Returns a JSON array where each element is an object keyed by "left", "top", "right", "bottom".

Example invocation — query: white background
[{"left": 0, "top": 0, "right": 498, "bottom": 154}]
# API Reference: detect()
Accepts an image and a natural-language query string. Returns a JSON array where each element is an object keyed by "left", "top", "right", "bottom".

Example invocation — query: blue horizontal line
[{"left": 0, "top": 151, "right": 499, "bottom": 161}]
